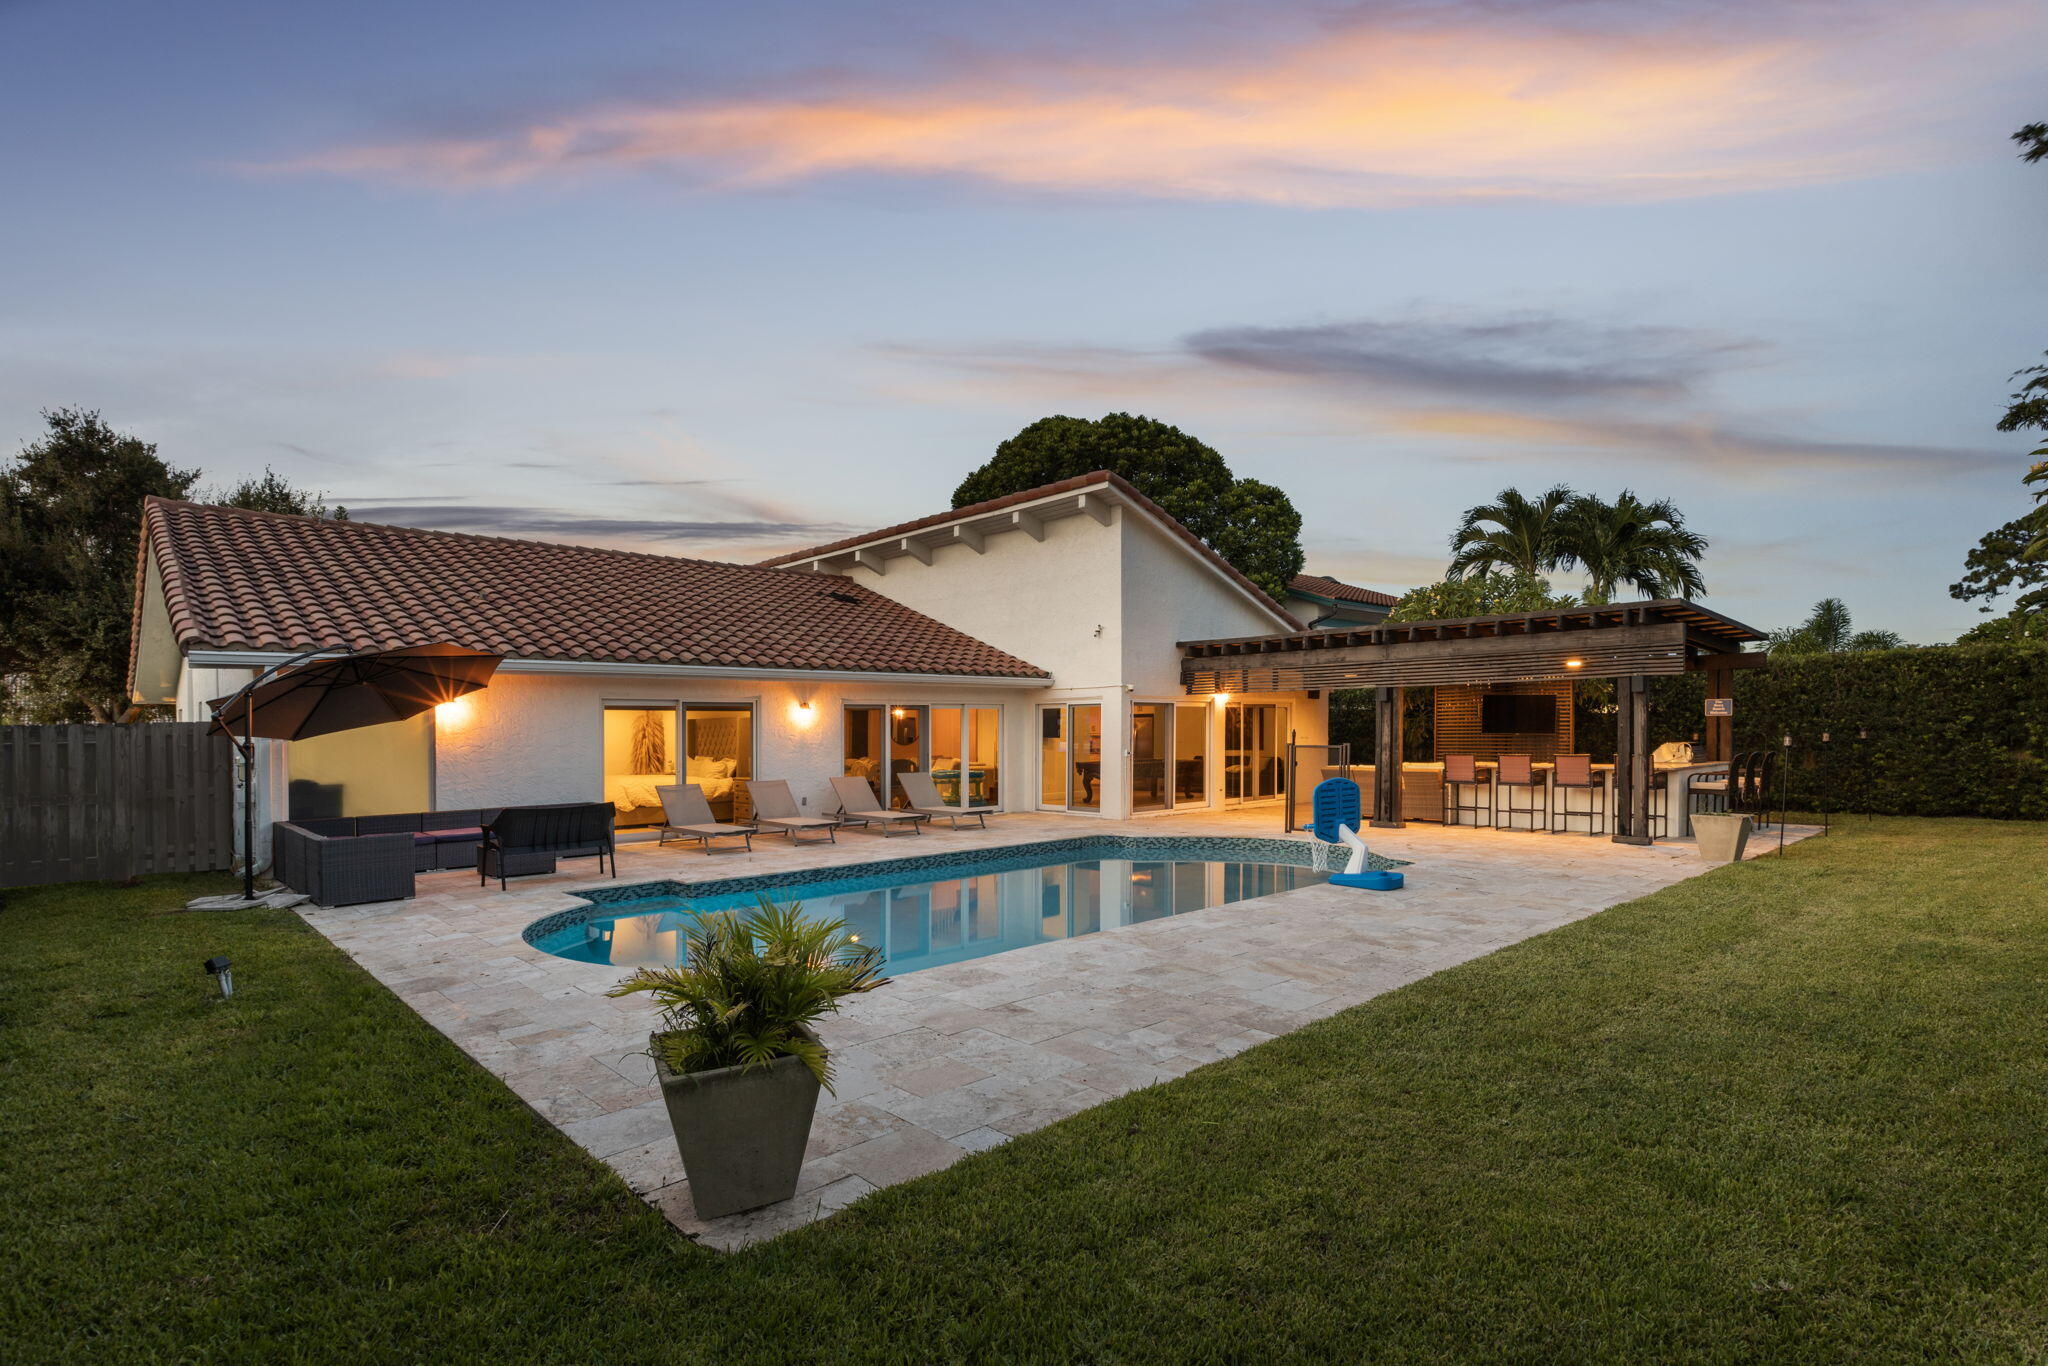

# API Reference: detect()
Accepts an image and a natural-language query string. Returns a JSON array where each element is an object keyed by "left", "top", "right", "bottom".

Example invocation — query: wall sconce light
[
  {"left": 790, "top": 698, "right": 816, "bottom": 726},
  {"left": 1214, "top": 693, "right": 1231, "bottom": 706},
  {"left": 203, "top": 955, "right": 234, "bottom": 1000},
  {"left": 435, "top": 694, "right": 473, "bottom": 724},
  {"left": 1563, "top": 658, "right": 1584, "bottom": 671}
]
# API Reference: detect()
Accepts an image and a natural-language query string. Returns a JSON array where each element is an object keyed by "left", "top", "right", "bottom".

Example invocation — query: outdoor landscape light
[
  {"left": 1564, "top": 658, "right": 1585, "bottom": 670},
  {"left": 203, "top": 955, "right": 234, "bottom": 1000}
]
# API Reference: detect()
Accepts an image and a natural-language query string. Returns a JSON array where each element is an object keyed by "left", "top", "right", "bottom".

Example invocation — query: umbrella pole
[{"left": 243, "top": 706, "right": 256, "bottom": 901}]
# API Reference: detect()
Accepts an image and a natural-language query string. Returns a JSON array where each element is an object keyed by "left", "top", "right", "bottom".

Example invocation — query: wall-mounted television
[{"left": 1480, "top": 694, "right": 1557, "bottom": 735}]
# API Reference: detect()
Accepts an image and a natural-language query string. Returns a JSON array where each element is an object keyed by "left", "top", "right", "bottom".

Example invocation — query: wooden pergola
[{"left": 1180, "top": 600, "right": 1767, "bottom": 845}]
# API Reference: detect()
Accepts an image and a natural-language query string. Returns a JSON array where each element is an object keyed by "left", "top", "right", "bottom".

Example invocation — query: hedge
[{"left": 1328, "top": 642, "right": 2048, "bottom": 820}]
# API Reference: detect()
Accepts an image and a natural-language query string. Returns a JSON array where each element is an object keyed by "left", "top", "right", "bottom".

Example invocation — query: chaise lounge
[
  {"left": 746, "top": 779, "right": 841, "bottom": 844},
  {"left": 830, "top": 775, "right": 929, "bottom": 836},
  {"left": 656, "top": 783, "right": 756, "bottom": 854},
  {"left": 899, "top": 771, "right": 999, "bottom": 830}
]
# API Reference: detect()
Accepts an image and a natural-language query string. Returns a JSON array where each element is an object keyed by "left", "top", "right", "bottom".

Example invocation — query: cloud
[
  {"left": 880, "top": 303, "right": 2007, "bottom": 479},
  {"left": 1184, "top": 315, "right": 1763, "bottom": 402},
  {"left": 1386, "top": 408, "right": 2009, "bottom": 475},
  {"left": 245, "top": 3, "right": 2033, "bottom": 207}
]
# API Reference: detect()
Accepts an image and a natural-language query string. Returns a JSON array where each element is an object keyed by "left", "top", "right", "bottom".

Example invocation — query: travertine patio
[{"left": 299, "top": 810, "right": 1814, "bottom": 1250}]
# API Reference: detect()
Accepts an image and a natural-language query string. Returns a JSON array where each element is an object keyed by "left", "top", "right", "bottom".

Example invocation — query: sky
[{"left": 2, "top": 0, "right": 2043, "bottom": 641}]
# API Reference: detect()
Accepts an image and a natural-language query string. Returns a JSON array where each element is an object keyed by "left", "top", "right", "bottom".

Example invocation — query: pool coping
[{"left": 521, "top": 833, "right": 1412, "bottom": 948}]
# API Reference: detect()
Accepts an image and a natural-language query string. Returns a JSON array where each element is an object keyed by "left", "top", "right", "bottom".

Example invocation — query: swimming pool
[{"left": 524, "top": 835, "right": 1406, "bottom": 978}]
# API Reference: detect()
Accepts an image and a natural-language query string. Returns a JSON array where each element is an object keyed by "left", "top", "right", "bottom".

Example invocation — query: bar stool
[
  {"left": 1743, "top": 750, "right": 1775, "bottom": 829},
  {"left": 1493, "top": 754, "right": 1544, "bottom": 831},
  {"left": 1549, "top": 753, "right": 1605, "bottom": 834},
  {"left": 1442, "top": 754, "right": 1491, "bottom": 826}
]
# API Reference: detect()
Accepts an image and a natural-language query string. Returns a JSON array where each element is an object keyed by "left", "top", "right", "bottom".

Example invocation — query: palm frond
[{"left": 606, "top": 895, "right": 891, "bottom": 1093}]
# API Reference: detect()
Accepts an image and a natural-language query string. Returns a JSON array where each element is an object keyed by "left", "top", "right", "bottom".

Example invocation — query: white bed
[{"left": 608, "top": 756, "right": 738, "bottom": 816}]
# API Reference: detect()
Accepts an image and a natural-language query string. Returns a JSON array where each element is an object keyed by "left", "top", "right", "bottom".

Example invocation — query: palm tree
[
  {"left": 1768, "top": 598, "right": 1905, "bottom": 654},
  {"left": 1557, "top": 490, "right": 1708, "bottom": 603},
  {"left": 1447, "top": 484, "right": 1576, "bottom": 581}
]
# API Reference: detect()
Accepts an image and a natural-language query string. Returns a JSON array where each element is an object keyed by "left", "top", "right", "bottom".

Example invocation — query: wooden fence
[{"left": 1, "top": 724, "right": 237, "bottom": 888}]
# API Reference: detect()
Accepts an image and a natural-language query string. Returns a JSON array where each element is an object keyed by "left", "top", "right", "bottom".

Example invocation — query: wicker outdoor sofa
[
  {"left": 272, "top": 807, "right": 503, "bottom": 907},
  {"left": 273, "top": 803, "right": 618, "bottom": 907}
]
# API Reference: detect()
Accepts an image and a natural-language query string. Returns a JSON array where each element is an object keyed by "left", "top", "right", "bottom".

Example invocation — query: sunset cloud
[{"left": 252, "top": 4, "right": 2027, "bottom": 206}]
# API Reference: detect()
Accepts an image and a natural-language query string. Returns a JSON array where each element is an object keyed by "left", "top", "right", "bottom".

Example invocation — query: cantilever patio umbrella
[{"left": 209, "top": 643, "right": 503, "bottom": 900}]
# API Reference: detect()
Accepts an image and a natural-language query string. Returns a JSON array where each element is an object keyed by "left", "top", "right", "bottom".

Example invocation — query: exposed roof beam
[
  {"left": 852, "top": 548, "right": 887, "bottom": 576},
  {"left": 952, "top": 524, "right": 985, "bottom": 554},
  {"left": 898, "top": 537, "right": 932, "bottom": 566},
  {"left": 1077, "top": 493, "right": 1113, "bottom": 526},
  {"left": 1012, "top": 509, "right": 1045, "bottom": 542}
]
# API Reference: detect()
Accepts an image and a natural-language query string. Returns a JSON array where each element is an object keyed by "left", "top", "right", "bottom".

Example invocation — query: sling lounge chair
[
  {"left": 899, "top": 771, "right": 998, "bottom": 830},
  {"left": 655, "top": 783, "right": 756, "bottom": 854},
  {"left": 747, "top": 779, "right": 839, "bottom": 844},
  {"left": 829, "top": 775, "right": 929, "bottom": 836}
]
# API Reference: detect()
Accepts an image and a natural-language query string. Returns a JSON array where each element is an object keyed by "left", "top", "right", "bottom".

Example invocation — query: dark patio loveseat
[{"left": 272, "top": 807, "right": 502, "bottom": 907}]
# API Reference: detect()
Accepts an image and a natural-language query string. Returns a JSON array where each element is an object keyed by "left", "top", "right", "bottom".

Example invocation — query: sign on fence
[
  {"left": 1704, "top": 698, "right": 1735, "bottom": 717},
  {"left": 1, "top": 723, "right": 236, "bottom": 888}
]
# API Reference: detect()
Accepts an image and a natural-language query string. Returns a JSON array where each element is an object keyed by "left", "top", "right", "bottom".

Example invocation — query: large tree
[
  {"left": 209, "top": 465, "right": 349, "bottom": 520},
  {"left": 1952, "top": 126, "right": 2048, "bottom": 638},
  {"left": 1558, "top": 490, "right": 1708, "bottom": 603},
  {"left": 0, "top": 409, "right": 199, "bottom": 721},
  {"left": 1446, "top": 484, "right": 1576, "bottom": 581},
  {"left": 951, "top": 412, "right": 1305, "bottom": 600},
  {"left": 1386, "top": 571, "right": 1578, "bottom": 623}
]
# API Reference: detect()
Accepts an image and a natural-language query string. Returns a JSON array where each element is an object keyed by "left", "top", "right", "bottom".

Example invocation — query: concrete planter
[
  {"left": 1692, "top": 813, "right": 1754, "bottom": 863},
  {"left": 652, "top": 1036, "right": 821, "bottom": 1219}
]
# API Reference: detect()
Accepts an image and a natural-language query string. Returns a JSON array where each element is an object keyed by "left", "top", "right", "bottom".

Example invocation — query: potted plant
[{"left": 608, "top": 897, "right": 888, "bottom": 1219}]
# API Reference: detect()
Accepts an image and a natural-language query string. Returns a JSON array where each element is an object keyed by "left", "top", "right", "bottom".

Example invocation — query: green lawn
[{"left": 5, "top": 818, "right": 2046, "bottom": 1363}]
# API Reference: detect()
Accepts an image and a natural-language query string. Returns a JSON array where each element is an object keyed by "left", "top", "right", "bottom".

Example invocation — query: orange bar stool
[
  {"left": 1549, "top": 753, "right": 1606, "bottom": 834},
  {"left": 1441, "top": 754, "right": 1491, "bottom": 826},
  {"left": 1493, "top": 754, "right": 1544, "bottom": 831}
]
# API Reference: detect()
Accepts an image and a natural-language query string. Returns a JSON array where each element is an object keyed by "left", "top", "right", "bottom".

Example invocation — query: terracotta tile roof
[
  {"left": 135, "top": 498, "right": 1050, "bottom": 679},
  {"left": 759, "top": 469, "right": 1302, "bottom": 628},
  {"left": 1288, "top": 573, "right": 1398, "bottom": 608}
]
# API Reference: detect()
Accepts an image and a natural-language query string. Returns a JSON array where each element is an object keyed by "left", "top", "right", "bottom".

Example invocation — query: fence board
[{"left": 1, "top": 724, "right": 236, "bottom": 888}]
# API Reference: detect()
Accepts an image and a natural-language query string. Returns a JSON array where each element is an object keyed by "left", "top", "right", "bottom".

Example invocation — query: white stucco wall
[{"left": 430, "top": 670, "right": 1050, "bottom": 819}]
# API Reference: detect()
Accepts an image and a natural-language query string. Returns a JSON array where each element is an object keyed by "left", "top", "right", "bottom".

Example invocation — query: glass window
[
  {"left": 969, "top": 706, "right": 1001, "bottom": 808},
  {"left": 602, "top": 704, "right": 678, "bottom": 828},
  {"left": 683, "top": 706, "right": 752, "bottom": 821},
  {"left": 1069, "top": 704, "right": 1102, "bottom": 811},
  {"left": 1174, "top": 703, "right": 1209, "bottom": 807},
  {"left": 931, "top": 707, "right": 964, "bottom": 806},
  {"left": 887, "top": 706, "right": 926, "bottom": 808},
  {"left": 1131, "top": 704, "right": 1169, "bottom": 811},
  {"left": 1039, "top": 708, "right": 1066, "bottom": 807}
]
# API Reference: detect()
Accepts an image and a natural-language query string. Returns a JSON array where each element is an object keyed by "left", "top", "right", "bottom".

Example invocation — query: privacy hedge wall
[{"left": 1328, "top": 642, "right": 2048, "bottom": 820}]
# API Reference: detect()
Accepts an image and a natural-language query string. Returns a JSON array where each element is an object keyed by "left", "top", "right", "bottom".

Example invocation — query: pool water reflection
[{"left": 532, "top": 855, "right": 1331, "bottom": 977}]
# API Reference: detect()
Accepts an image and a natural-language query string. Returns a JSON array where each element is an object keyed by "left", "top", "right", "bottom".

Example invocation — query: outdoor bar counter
[{"left": 1340, "top": 760, "right": 1729, "bottom": 838}]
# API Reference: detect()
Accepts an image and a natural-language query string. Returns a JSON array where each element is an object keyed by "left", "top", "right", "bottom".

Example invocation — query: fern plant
[{"left": 607, "top": 897, "right": 889, "bottom": 1090}]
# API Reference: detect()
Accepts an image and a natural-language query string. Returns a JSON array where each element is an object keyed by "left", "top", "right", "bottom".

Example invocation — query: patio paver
[{"left": 299, "top": 809, "right": 1815, "bottom": 1250}]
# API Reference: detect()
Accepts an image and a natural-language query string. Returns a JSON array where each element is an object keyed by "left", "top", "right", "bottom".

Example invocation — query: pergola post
[
  {"left": 1612, "top": 673, "right": 1653, "bottom": 845},
  {"left": 1704, "top": 665, "right": 1734, "bottom": 762},
  {"left": 1371, "top": 685, "right": 1405, "bottom": 827}
]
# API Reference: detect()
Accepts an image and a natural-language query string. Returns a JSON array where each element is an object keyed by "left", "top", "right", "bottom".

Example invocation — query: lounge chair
[
  {"left": 747, "top": 779, "right": 840, "bottom": 844},
  {"left": 829, "top": 775, "right": 929, "bottom": 836},
  {"left": 899, "top": 771, "right": 998, "bottom": 830},
  {"left": 655, "top": 784, "right": 756, "bottom": 853}
]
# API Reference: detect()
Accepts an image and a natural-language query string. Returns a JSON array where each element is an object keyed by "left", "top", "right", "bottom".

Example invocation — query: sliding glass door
[
  {"left": 1129, "top": 702, "right": 1211, "bottom": 812},
  {"left": 1223, "top": 703, "right": 1289, "bottom": 805},
  {"left": 930, "top": 706, "right": 1001, "bottom": 808},
  {"left": 849, "top": 703, "right": 1000, "bottom": 810},
  {"left": 1038, "top": 702, "right": 1103, "bottom": 812}
]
